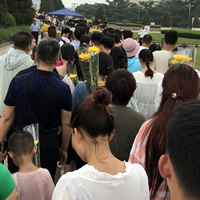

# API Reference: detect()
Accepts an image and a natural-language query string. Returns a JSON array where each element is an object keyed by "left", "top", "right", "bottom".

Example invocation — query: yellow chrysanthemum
[
  {"left": 56, "top": 31, "right": 61, "bottom": 34},
  {"left": 70, "top": 74, "right": 77, "bottom": 79},
  {"left": 171, "top": 59, "right": 178, "bottom": 65},
  {"left": 89, "top": 29, "right": 102, "bottom": 33},
  {"left": 172, "top": 54, "right": 192, "bottom": 64},
  {"left": 34, "top": 140, "right": 39, "bottom": 145},
  {"left": 42, "top": 25, "right": 49, "bottom": 32},
  {"left": 79, "top": 52, "right": 90, "bottom": 62},
  {"left": 88, "top": 46, "right": 100, "bottom": 53}
]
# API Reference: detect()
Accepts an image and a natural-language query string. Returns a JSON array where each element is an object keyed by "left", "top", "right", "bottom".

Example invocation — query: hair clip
[
  {"left": 171, "top": 93, "right": 177, "bottom": 99},
  {"left": 171, "top": 93, "right": 184, "bottom": 101}
]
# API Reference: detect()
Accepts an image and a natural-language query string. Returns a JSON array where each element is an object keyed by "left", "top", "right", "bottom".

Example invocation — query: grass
[{"left": 0, "top": 25, "right": 29, "bottom": 44}]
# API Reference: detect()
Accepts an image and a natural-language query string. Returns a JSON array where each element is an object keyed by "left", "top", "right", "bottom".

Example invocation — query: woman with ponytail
[
  {"left": 129, "top": 64, "right": 200, "bottom": 200},
  {"left": 56, "top": 44, "right": 76, "bottom": 92},
  {"left": 129, "top": 49, "right": 164, "bottom": 119},
  {"left": 53, "top": 87, "right": 149, "bottom": 200}
]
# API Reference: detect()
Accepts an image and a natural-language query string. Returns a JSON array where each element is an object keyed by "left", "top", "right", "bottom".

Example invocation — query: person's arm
[
  {"left": 59, "top": 109, "right": 71, "bottom": 165},
  {"left": 6, "top": 188, "right": 17, "bottom": 200},
  {"left": 0, "top": 106, "right": 15, "bottom": 144}
]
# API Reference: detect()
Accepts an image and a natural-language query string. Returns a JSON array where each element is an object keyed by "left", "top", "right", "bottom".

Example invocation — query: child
[{"left": 8, "top": 131, "right": 55, "bottom": 200}]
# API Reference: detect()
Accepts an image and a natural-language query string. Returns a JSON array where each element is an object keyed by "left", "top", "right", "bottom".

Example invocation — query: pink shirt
[
  {"left": 56, "top": 60, "right": 63, "bottom": 67},
  {"left": 12, "top": 168, "right": 54, "bottom": 200},
  {"left": 129, "top": 120, "right": 171, "bottom": 200}
]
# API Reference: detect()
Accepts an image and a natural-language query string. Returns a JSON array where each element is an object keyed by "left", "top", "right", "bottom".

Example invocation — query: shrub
[
  {"left": 161, "top": 12, "right": 171, "bottom": 27},
  {"left": 161, "top": 28, "right": 200, "bottom": 39},
  {"left": 109, "top": 22, "right": 140, "bottom": 27},
  {"left": 193, "top": 15, "right": 200, "bottom": 28},
  {"left": 150, "top": 25, "right": 161, "bottom": 28},
  {"left": 4, "top": 12, "right": 16, "bottom": 27}
]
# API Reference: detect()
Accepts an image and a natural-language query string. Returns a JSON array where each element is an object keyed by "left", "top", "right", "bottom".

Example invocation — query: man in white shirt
[
  {"left": 136, "top": 34, "right": 152, "bottom": 58},
  {"left": 30, "top": 19, "right": 41, "bottom": 44},
  {"left": 153, "top": 30, "right": 178, "bottom": 74},
  {"left": 60, "top": 28, "right": 70, "bottom": 47},
  {"left": 138, "top": 23, "right": 149, "bottom": 46}
]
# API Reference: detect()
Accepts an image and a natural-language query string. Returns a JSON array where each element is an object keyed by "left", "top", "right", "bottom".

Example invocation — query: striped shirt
[{"left": 129, "top": 120, "right": 171, "bottom": 200}]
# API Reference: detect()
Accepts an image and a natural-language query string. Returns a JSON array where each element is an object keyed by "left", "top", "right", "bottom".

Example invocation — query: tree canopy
[
  {"left": 95, "top": 5, "right": 107, "bottom": 22},
  {"left": 40, "top": 0, "right": 65, "bottom": 14},
  {"left": 75, "top": 0, "right": 200, "bottom": 27},
  {"left": 6, "top": 0, "right": 34, "bottom": 25}
]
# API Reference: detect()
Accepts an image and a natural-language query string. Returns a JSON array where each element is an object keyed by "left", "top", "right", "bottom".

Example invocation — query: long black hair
[{"left": 139, "top": 49, "right": 154, "bottom": 78}]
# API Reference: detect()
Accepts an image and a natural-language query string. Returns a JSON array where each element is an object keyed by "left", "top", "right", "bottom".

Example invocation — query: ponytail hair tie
[{"left": 171, "top": 93, "right": 184, "bottom": 101}]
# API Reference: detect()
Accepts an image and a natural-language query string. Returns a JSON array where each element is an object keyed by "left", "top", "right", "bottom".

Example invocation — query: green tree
[
  {"left": 53, "top": 0, "right": 64, "bottom": 11},
  {"left": 161, "top": 12, "right": 171, "bottom": 27},
  {"left": 95, "top": 5, "right": 107, "bottom": 22},
  {"left": 75, "top": 3, "right": 97, "bottom": 19},
  {"left": 40, "top": 0, "right": 54, "bottom": 14},
  {"left": 193, "top": 15, "right": 200, "bottom": 27},
  {"left": 0, "top": 0, "right": 7, "bottom": 26},
  {"left": 7, "top": 0, "right": 34, "bottom": 25},
  {"left": 142, "top": 11, "right": 150, "bottom": 25},
  {"left": 4, "top": 12, "right": 16, "bottom": 27}
]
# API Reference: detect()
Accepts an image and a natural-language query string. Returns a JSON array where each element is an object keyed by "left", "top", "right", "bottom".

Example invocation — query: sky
[{"left": 62, "top": 0, "right": 106, "bottom": 8}]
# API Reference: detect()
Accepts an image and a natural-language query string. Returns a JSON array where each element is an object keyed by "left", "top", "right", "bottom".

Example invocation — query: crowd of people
[{"left": 0, "top": 19, "right": 200, "bottom": 200}]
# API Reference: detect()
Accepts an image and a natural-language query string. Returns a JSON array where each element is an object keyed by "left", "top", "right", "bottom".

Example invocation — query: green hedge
[
  {"left": 150, "top": 25, "right": 161, "bottom": 28},
  {"left": 0, "top": 25, "right": 29, "bottom": 44},
  {"left": 161, "top": 29, "right": 200, "bottom": 39},
  {"left": 109, "top": 22, "right": 140, "bottom": 27},
  {"left": 4, "top": 13, "right": 16, "bottom": 27}
]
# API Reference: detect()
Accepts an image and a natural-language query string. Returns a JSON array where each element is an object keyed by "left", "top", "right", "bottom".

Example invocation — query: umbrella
[{"left": 48, "top": 8, "right": 84, "bottom": 18}]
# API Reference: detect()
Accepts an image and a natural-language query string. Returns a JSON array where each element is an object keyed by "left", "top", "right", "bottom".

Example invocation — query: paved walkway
[{"left": 0, "top": 43, "right": 12, "bottom": 56}]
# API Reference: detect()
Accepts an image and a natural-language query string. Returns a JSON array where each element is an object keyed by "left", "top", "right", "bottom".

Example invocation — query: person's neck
[
  {"left": 86, "top": 140, "right": 115, "bottom": 165},
  {"left": 37, "top": 63, "right": 55, "bottom": 72},
  {"left": 164, "top": 43, "right": 176, "bottom": 51},
  {"left": 103, "top": 49, "right": 110, "bottom": 54},
  {"left": 140, "top": 63, "right": 154, "bottom": 73},
  {"left": 18, "top": 155, "right": 38, "bottom": 173},
  {"left": 15, "top": 47, "right": 29, "bottom": 54},
  {"left": 142, "top": 43, "right": 150, "bottom": 48}
]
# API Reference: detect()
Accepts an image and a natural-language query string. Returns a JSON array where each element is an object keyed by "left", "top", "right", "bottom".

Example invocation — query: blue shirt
[
  {"left": 30, "top": 23, "right": 41, "bottom": 32},
  {"left": 71, "top": 41, "right": 80, "bottom": 51},
  {"left": 127, "top": 57, "right": 142, "bottom": 73},
  {"left": 72, "top": 82, "right": 88, "bottom": 110},
  {"left": 5, "top": 70, "right": 72, "bottom": 151}
]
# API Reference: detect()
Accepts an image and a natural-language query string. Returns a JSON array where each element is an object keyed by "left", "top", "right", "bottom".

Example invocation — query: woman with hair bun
[
  {"left": 53, "top": 87, "right": 149, "bottom": 200},
  {"left": 129, "top": 49, "right": 164, "bottom": 119}
]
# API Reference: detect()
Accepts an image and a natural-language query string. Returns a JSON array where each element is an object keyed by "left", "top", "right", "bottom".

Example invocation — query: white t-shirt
[
  {"left": 153, "top": 50, "right": 172, "bottom": 74},
  {"left": 52, "top": 162, "right": 149, "bottom": 200},
  {"left": 138, "top": 28, "right": 149, "bottom": 38},
  {"left": 60, "top": 37, "right": 70, "bottom": 47},
  {"left": 136, "top": 46, "right": 148, "bottom": 59},
  {"left": 129, "top": 71, "right": 164, "bottom": 119}
]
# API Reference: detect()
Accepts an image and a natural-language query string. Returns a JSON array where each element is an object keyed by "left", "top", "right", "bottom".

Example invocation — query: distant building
[{"left": 32, "top": 0, "right": 41, "bottom": 10}]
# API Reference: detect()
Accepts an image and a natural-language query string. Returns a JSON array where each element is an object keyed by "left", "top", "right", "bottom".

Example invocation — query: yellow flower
[
  {"left": 172, "top": 54, "right": 192, "bottom": 64},
  {"left": 34, "top": 140, "right": 39, "bottom": 145},
  {"left": 56, "top": 31, "right": 61, "bottom": 34},
  {"left": 171, "top": 59, "right": 178, "bottom": 65},
  {"left": 88, "top": 46, "right": 100, "bottom": 53},
  {"left": 42, "top": 25, "right": 49, "bottom": 32},
  {"left": 79, "top": 52, "right": 90, "bottom": 62},
  {"left": 70, "top": 74, "right": 77, "bottom": 79},
  {"left": 89, "top": 29, "right": 102, "bottom": 33}
]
